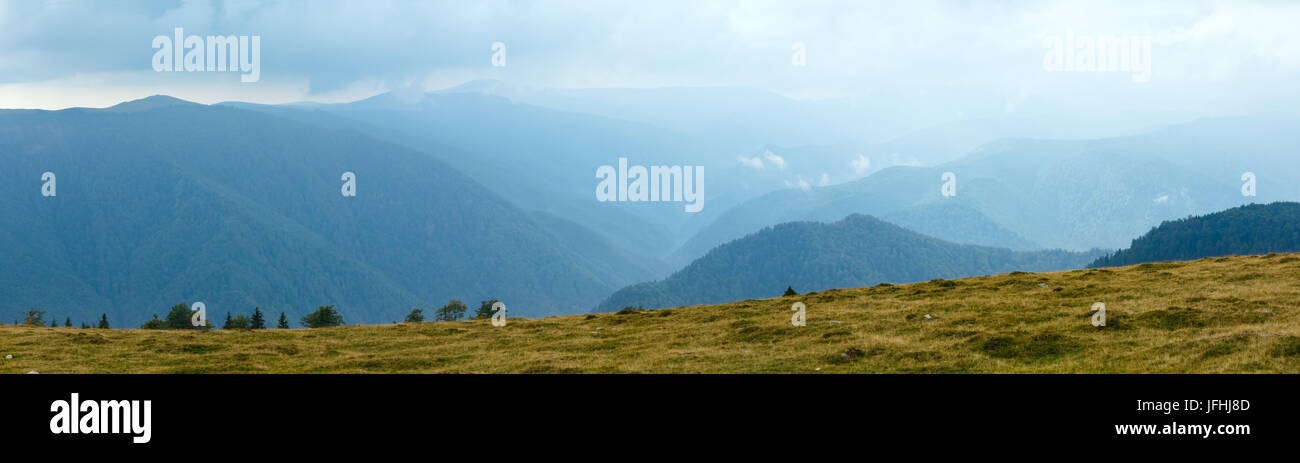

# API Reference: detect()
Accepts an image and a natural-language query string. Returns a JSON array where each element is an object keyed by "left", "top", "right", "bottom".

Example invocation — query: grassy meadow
[{"left": 3, "top": 253, "right": 1300, "bottom": 373}]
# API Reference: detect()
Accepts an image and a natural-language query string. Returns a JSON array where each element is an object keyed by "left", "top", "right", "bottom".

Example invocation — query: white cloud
[
  {"left": 785, "top": 176, "right": 812, "bottom": 192},
  {"left": 850, "top": 153, "right": 871, "bottom": 176},
  {"left": 737, "top": 154, "right": 764, "bottom": 169},
  {"left": 763, "top": 150, "right": 786, "bottom": 169},
  {"left": 887, "top": 152, "right": 922, "bottom": 167},
  {"left": 1, "top": 0, "right": 1298, "bottom": 117}
]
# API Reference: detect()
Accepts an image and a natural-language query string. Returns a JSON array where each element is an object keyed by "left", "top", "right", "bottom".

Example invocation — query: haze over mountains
[
  {"left": 4, "top": 81, "right": 1298, "bottom": 326},
  {"left": 226, "top": 81, "right": 1196, "bottom": 265},
  {"left": 225, "top": 90, "right": 723, "bottom": 264},
  {"left": 674, "top": 115, "right": 1300, "bottom": 264}
]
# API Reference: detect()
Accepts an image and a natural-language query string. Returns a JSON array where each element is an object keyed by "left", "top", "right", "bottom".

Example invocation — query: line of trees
[
  {"left": 139, "top": 303, "right": 309, "bottom": 330},
  {"left": 9, "top": 306, "right": 311, "bottom": 330},
  {"left": 11, "top": 304, "right": 332, "bottom": 330},
  {"left": 15, "top": 299, "right": 501, "bottom": 331},
  {"left": 14, "top": 308, "right": 108, "bottom": 329},
  {"left": 402, "top": 299, "right": 499, "bottom": 324},
  {"left": 220, "top": 307, "right": 267, "bottom": 330}
]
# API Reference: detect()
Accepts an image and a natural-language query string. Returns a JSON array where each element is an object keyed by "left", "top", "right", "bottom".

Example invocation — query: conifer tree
[{"left": 250, "top": 308, "right": 266, "bottom": 329}]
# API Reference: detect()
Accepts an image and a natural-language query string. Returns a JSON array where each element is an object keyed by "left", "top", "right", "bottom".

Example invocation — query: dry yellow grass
[{"left": 4, "top": 253, "right": 1300, "bottom": 373}]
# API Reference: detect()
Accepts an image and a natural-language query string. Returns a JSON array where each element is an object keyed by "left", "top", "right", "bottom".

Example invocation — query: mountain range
[
  {"left": 5, "top": 86, "right": 1297, "bottom": 326},
  {"left": 0, "top": 96, "right": 657, "bottom": 326},
  {"left": 596, "top": 214, "right": 1106, "bottom": 312},
  {"left": 223, "top": 82, "right": 1174, "bottom": 268},
  {"left": 671, "top": 116, "right": 1300, "bottom": 265}
]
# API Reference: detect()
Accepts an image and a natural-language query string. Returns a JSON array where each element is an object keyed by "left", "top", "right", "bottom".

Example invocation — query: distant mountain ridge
[
  {"left": 0, "top": 96, "right": 659, "bottom": 326},
  {"left": 674, "top": 115, "right": 1300, "bottom": 263},
  {"left": 222, "top": 90, "right": 733, "bottom": 265},
  {"left": 1090, "top": 202, "right": 1300, "bottom": 267},
  {"left": 6, "top": 90, "right": 1292, "bottom": 328},
  {"left": 596, "top": 214, "right": 1106, "bottom": 312},
  {"left": 225, "top": 83, "right": 1192, "bottom": 271}
]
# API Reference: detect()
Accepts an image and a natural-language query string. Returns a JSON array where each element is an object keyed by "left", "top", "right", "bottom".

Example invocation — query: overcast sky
[{"left": 0, "top": 0, "right": 1297, "bottom": 122}]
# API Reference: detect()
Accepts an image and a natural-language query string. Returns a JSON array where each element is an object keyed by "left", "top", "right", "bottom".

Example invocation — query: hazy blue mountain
[
  {"left": 222, "top": 85, "right": 1181, "bottom": 271},
  {"left": 1091, "top": 202, "right": 1300, "bottom": 267},
  {"left": 675, "top": 116, "right": 1297, "bottom": 263},
  {"left": 750, "top": 115, "right": 1171, "bottom": 186},
  {"left": 670, "top": 163, "right": 1045, "bottom": 264},
  {"left": 435, "top": 80, "right": 1180, "bottom": 152},
  {"left": 0, "top": 96, "right": 658, "bottom": 326},
  {"left": 434, "top": 79, "right": 915, "bottom": 146},
  {"left": 223, "top": 91, "right": 770, "bottom": 264},
  {"left": 1091, "top": 115, "right": 1300, "bottom": 199},
  {"left": 436, "top": 80, "right": 1174, "bottom": 197},
  {"left": 596, "top": 214, "right": 1106, "bottom": 312},
  {"left": 881, "top": 203, "right": 1039, "bottom": 251},
  {"left": 527, "top": 211, "right": 675, "bottom": 284}
]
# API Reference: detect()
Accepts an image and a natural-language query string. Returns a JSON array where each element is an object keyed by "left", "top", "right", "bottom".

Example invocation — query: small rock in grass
[
  {"left": 4, "top": 354, "right": 12, "bottom": 359},
  {"left": 924, "top": 314, "right": 932, "bottom": 319},
  {"left": 828, "top": 320, "right": 842, "bottom": 324},
  {"left": 840, "top": 347, "right": 865, "bottom": 360},
  {"left": 27, "top": 370, "right": 38, "bottom": 374}
]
